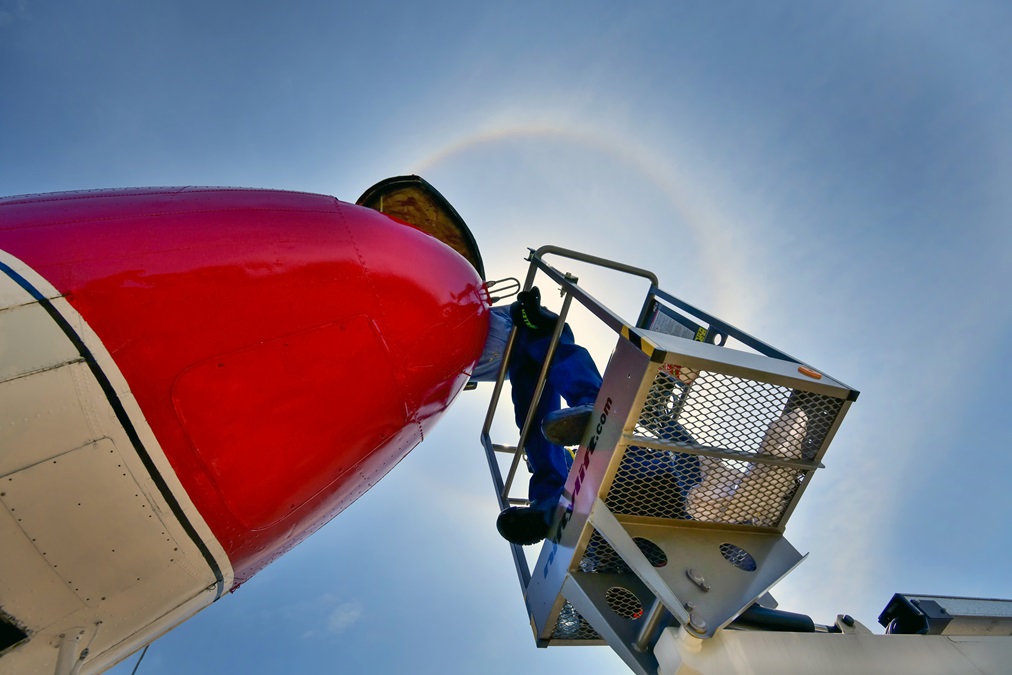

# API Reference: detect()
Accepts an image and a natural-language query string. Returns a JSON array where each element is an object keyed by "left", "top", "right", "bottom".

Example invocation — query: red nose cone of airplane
[{"left": 0, "top": 187, "right": 490, "bottom": 582}]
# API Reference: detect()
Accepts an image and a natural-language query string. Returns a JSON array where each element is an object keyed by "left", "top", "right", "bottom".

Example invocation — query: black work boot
[
  {"left": 510, "top": 286, "right": 558, "bottom": 335},
  {"left": 496, "top": 506, "right": 551, "bottom": 545},
  {"left": 542, "top": 404, "right": 595, "bottom": 447}
]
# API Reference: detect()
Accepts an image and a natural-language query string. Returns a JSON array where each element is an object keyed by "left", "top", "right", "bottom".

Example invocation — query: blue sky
[{"left": 3, "top": 1, "right": 1011, "bottom": 673}]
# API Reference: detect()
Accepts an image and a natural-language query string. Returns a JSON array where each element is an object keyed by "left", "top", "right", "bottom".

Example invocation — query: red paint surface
[{"left": 0, "top": 187, "right": 490, "bottom": 582}]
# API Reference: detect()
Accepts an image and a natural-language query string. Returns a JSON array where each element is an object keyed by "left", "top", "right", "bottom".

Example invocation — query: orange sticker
[{"left": 798, "top": 366, "right": 822, "bottom": 380}]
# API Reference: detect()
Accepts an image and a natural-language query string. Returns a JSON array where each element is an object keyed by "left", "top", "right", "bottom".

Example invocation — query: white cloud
[
  {"left": 296, "top": 595, "right": 364, "bottom": 640},
  {"left": 326, "top": 600, "right": 363, "bottom": 636}
]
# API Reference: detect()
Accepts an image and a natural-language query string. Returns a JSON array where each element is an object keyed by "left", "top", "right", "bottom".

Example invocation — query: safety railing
[{"left": 479, "top": 247, "right": 663, "bottom": 587}]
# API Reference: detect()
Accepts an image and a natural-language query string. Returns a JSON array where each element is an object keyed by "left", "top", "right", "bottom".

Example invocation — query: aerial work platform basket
[{"left": 479, "top": 247, "right": 859, "bottom": 675}]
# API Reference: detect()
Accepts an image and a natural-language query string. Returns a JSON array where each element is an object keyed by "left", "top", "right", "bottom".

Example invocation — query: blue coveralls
[{"left": 472, "top": 307, "right": 602, "bottom": 519}]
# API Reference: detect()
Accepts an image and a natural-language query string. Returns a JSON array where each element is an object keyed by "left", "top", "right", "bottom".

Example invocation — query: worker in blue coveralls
[{"left": 470, "top": 286, "right": 603, "bottom": 546}]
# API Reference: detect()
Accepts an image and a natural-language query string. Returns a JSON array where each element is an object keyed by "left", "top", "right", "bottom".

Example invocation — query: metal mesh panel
[
  {"left": 605, "top": 587, "right": 645, "bottom": 620},
  {"left": 636, "top": 368, "right": 843, "bottom": 458},
  {"left": 551, "top": 601, "right": 602, "bottom": 641},
  {"left": 578, "top": 531, "right": 668, "bottom": 573},
  {"left": 580, "top": 530, "right": 631, "bottom": 574},
  {"left": 719, "top": 543, "right": 757, "bottom": 572},
  {"left": 635, "top": 537, "right": 667, "bottom": 567},
  {"left": 608, "top": 367, "right": 844, "bottom": 528},
  {"left": 605, "top": 446, "right": 698, "bottom": 519},
  {"left": 685, "top": 457, "right": 804, "bottom": 526}
]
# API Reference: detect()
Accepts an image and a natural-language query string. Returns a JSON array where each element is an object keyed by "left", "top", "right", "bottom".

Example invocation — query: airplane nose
[{"left": 0, "top": 188, "right": 491, "bottom": 581}]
